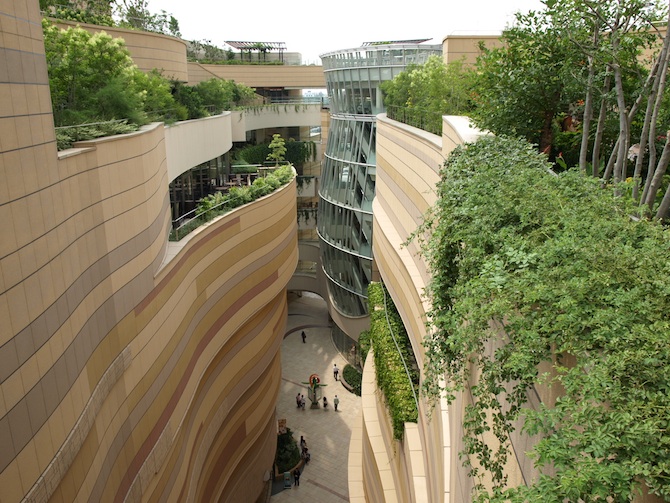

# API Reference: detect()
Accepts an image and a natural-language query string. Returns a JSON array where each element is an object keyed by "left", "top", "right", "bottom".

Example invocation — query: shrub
[
  {"left": 170, "top": 165, "right": 294, "bottom": 241},
  {"left": 367, "top": 282, "right": 419, "bottom": 440},
  {"left": 342, "top": 364, "right": 362, "bottom": 396},
  {"left": 275, "top": 428, "right": 301, "bottom": 473}
]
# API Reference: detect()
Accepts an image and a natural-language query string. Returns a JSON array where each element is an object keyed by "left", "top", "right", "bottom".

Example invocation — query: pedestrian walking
[
  {"left": 300, "top": 436, "right": 306, "bottom": 450},
  {"left": 301, "top": 331, "right": 306, "bottom": 343},
  {"left": 323, "top": 396, "right": 328, "bottom": 409},
  {"left": 334, "top": 394, "right": 339, "bottom": 411},
  {"left": 294, "top": 468, "right": 300, "bottom": 486},
  {"left": 300, "top": 395, "right": 305, "bottom": 409},
  {"left": 296, "top": 392, "right": 301, "bottom": 408},
  {"left": 333, "top": 363, "right": 339, "bottom": 381}
]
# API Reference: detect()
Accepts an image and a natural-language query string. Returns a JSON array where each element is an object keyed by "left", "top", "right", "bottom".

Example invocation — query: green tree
[
  {"left": 470, "top": 9, "right": 584, "bottom": 156},
  {"left": 267, "top": 134, "right": 287, "bottom": 166},
  {"left": 115, "top": 0, "right": 180, "bottom": 37},
  {"left": 131, "top": 69, "right": 187, "bottom": 122},
  {"left": 470, "top": 0, "right": 670, "bottom": 217},
  {"left": 193, "top": 78, "right": 255, "bottom": 113},
  {"left": 170, "top": 80, "right": 205, "bottom": 119},
  {"left": 43, "top": 20, "right": 144, "bottom": 125},
  {"left": 237, "top": 140, "right": 316, "bottom": 166},
  {"left": 381, "top": 55, "right": 475, "bottom": 133}
]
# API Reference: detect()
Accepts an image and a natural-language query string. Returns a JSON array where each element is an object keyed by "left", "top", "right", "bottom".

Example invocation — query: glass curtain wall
[{"left": 318, "top": 44, "right": 441, "bottom": 317}]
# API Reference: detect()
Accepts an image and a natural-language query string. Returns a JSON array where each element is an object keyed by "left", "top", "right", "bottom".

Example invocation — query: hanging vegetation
[{"left": 415, "top": 135, "right": 670, "bottom": 501}]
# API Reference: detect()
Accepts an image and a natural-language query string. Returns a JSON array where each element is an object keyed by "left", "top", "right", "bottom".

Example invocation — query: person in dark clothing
[
  {"left": 301, "top": 331, "right": 306, "bottom": 343},
  {"left": 294, "top": 468, "right": 301, "bottom": 486}
]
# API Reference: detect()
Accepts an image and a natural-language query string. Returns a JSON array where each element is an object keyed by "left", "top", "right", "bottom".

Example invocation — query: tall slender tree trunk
[
  {"left": 652, "top": 134, "right": 670, "bottom": 219},
  {"left": 539, "top": 109, "right": 555, "bottom": 155},
  {"left": 579, "top": 25, "right": 602, "bottom": 174},
  {"left": 641, "top": 17, "right": 670, "bottom": 205},
  {"left": 592, "top": 72, "right": 611, "bottom": 179},
  {"left": 612, "top": 62, "right": 629, "bottom": 183},
  {"left": 602, "top": 138, "right": 619, "bottom": 183},
  {"left": 579, "top": 56, "right": 596, "bottom": 173},
  {"left": 632, "top": 56, "right": 662, "bottom": 201}
]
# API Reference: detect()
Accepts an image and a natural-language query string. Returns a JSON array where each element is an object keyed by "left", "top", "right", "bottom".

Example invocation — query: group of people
[
  {"left": 290, "top": 330, "right": 344, "bottom": 489},
  {"left": 291, "top": 436, "right": 310, "bottom": 488},
  {"left": 321, "top": 395, "right": 340, "bottom": 411},
  {"left": 300, "top": 435, "right": 311, "bottom": 464}
]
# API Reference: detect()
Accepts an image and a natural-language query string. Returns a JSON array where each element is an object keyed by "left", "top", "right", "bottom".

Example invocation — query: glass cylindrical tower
[{"left": 318, "top": 43, "right": 441, "bottom": 320}]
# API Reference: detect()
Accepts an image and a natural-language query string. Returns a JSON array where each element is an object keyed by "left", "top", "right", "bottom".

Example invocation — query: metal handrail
[
  {"left": 381, "top": 283, "right": 420, "bottom": 414},
  {"left": 171, "top": 190, "right": 245, "bottom": 240},
  {"left": 54, "top": 119, "right": 128, "bottom": 130},
  {"left": 386, "top": 105, "right": 443, "bottom": 136}
]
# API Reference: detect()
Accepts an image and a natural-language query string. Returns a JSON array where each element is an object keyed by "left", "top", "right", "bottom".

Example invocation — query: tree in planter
[
  {"left": 44, "top": 21, "right": 138, "bottom": 125},
  {"left": 470, "top": 0, "right": 670, "bottom": 219},
  {"left": 115, "top": 0, "right": 181, "bottom": 37},
  {"left": 381, "top": 55, "right": 476, "bottom": 133},
  {"left": 193, "top": 78, "right": 256, "bottom": 113},
  {"left": 238, "top": 140, "right": 316, "bottom": 169},
  {"left": 471, "top": 8, "right": 584, "bottom": 158},
  {"left": 267, "top": 134, "right": 287, "bottom": 166}
]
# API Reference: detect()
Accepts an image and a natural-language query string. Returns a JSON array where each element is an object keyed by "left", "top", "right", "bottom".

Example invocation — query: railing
[
  {"left": 170, "top": 195, "right": 238, "bottom": 241},
  {"left": 265, "top": 97, "right": 329, "bottom": 106},
  {"left": 381, "top": 284, "right": 419, "bottom": 414},
  {"left": 385, "top": 105, "right": 444, "bottom": 136},
  {"left": 170, "top": 166, "right": 293, "bottom": 241}
]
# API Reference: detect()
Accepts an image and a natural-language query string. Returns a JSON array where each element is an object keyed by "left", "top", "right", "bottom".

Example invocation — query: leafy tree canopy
[
  {"left": 267, "top": 134, "right": 287, "bottom": 166},
  {"left": 470, "top": 9, "right": 587, "bottom": 155},
  {"left": 381, "top": 55, "right": 475, "bottom": 134},
  {"left": 114, "top": 0, "right": 181, "bottom": 37},
  {"left": 43, "top": 20, "right": 149, "bottom": 126},
  {"left": 193, "top": 78, "right": 256, "bottom": 112}
]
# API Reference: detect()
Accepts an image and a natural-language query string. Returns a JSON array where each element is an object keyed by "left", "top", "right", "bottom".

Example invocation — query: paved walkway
[{"left": 270, "top": 292, "right": 362, "bottom": 502}]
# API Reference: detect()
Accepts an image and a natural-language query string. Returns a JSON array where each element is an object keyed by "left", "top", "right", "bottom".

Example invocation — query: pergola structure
[{"left": 225, "top": 41, "right": 287, "bottom": 62}]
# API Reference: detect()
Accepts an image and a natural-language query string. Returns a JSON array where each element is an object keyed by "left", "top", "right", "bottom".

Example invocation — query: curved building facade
[
  {"left": 318, "top": 44, "right": 441, "bottom": 330},
  {"left": 0, "top": 6, "right": 300, "bottom": 502}
]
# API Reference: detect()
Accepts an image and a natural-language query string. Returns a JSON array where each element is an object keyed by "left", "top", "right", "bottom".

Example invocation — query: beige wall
[
  {"left": 187, "top": 62, "right": 326, "bottom": 89},
  {"left": 373, "top": 115, "right": 448, "bottom": 502},
  {"left": 165, "top": 112, "right": 233, "bottom": 182},
  {"left": 53, "top": 19, "right": 189, "bottom": 81},
  {"left": 442, "top": 34, "right": 503, "bottom": 66},
  {"left": 0, "top": 4, "right": 298, "bottom": 502}
]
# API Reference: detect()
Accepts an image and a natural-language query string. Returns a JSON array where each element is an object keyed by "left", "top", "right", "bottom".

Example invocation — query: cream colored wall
[
  {"left": 372, "top": 115, "right": 448, "bottom": 502},
  {"left": 1, "top": 4, "right": 299, "bottom": 502},
  {"left": 238, "top": 103, "right": 323, "bottom": 134},
  {"left": 441, "top": 34, "right": 503, "bottom": 66},
  {"left": 1, "top": 116, "right": 170, "bottom": 502},
  {"left": 53, "top": 19, "right": 189, "bottom": 81},
  {"left": 187, "top": 62, "right": 327, "bottom": 89},
  {"left": 372, "top": 113, "right": 551, "bottom": 503},
  {"left": 165, "top": 113, "right": 233, "bottom": 182}
]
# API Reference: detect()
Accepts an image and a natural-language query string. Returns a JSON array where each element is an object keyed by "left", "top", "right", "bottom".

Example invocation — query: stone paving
[{"left": 270, "top": 292, "right": 362, "bottom": 503}]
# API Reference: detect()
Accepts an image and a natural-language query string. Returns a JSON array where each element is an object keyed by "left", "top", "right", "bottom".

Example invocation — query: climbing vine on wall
[{"left": 414, "top": 135, "right": 670, "bottom": 501}]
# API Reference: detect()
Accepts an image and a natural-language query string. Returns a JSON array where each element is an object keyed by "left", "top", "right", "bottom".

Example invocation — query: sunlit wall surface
[{"left": 318, "top": 44, "right": 441, "bottom": 318}]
